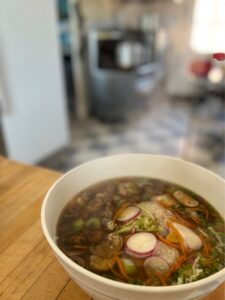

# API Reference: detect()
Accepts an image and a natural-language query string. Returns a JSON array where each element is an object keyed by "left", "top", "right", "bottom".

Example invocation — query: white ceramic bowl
[{"left": 41, "top": 154, "right": 225, "bottom": 300}]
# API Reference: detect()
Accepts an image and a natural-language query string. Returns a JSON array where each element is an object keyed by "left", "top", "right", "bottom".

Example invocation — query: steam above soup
[{"left": 56, "top": 178, "right": 225, "bottom": 286}]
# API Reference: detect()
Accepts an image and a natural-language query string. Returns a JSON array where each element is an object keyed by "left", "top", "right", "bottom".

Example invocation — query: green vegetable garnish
[
  {"left": 116, "top": 215, "right": 158, "bottom": 234},
  {"left": 86, "top": 217, "right": 100, "bottom": 230},
  {"left": 121, "top": 258, "right": 137, "bottom": 275},
  {"left": 171, "top": 257, "right": 204, "bottom": 284},
  {"left": 73, "top": 218, "right": 84, "bottom": 231}
]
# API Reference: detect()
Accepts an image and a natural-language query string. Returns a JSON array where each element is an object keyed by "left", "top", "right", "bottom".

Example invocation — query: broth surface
[{"left": 57, "top": 177, "right": 225, "bottom": 286}]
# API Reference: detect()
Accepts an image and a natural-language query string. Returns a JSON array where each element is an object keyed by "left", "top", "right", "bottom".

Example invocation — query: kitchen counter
[{"left": 0, "top": 156, "right": 224, "bottom": 299}]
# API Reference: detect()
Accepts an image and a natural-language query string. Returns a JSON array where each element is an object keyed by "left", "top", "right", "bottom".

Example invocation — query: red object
[
  {"left": 189, "top": 60, "right": 212, "bottom": 77},
  {"left": 212, "top": 53, "right": 225, "bottom": 61}
]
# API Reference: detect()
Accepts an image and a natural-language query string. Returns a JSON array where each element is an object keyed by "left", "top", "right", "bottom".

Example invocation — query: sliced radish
[
  {"left": 172, "top": 222, "right": 202, "bottom": 251},
  {"left": 144, "top": 256, "right": 170, "bottom": 276},
  {"left": 126, "top": 232, "right": 157, "bottom": 258},
  {"left": 173, "top": 191, "right": 199, "bottom": 207},
  {"left": 117, "top": 206, "right": 140, "bottom": 222},
  {"left": 153, "top": 241, "right": 179, "bottom": 266}
]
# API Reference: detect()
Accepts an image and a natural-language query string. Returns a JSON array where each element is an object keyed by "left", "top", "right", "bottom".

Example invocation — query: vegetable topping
[
  {"left": 57, "top": 177, "right": 225, "bottom": 287},
  {"left": 173, "top": 191, "right": 199, "bottom": 207},
  {"left": 117, "top": 206, "right": 141, "bottom": 222},
  {"left": 126, "top": 232, "right": 157, "bottom": 258}
]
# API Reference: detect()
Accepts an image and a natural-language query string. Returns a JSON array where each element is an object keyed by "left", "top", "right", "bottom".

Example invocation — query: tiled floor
[{"left": 39, "top": 89, "right": 225, "bottom": 178}]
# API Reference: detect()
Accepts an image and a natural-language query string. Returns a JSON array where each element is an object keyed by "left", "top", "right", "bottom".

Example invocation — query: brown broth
[{"left": 56, "top": 177, "right": 225, "bottom": 286}]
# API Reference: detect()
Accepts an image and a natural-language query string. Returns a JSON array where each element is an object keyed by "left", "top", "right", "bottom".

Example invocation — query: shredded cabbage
[
  {"left": 174, "top": 257, "right": 203, "bottom": 284},
  {"left": 208, "top": 226, "right": 225, "bottom": 247},
  {"left": 116, "top": 215, "right": 158, "bottom": 234}
]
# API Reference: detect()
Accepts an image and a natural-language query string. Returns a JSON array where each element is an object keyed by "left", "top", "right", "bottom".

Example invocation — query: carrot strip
[
  {"left": 199, "top": 233, "right": 210, "bottom": 255},
  {"left": 204, "top": 208, "right": 209, "bottom": 222},
  {"left": 203, "top": 242, "right": 209, "bottom": 255},
  {"left": 168, "top": 223, "right": 188, "bottom": 255},
  {"left": 115, "top": 256, "right": 130, "bottom": 280},
  {"left": 173, "top": 213, "right": 196, "bottom": 229},
  {"left": 166, "top": 255, "right": 187, "bottom": 277},
  {"left": 166, "top": 265, "right": 175, "bottom": 278},
  {"left": 188, "top": 206, "right": 209, "bottom": 222},
  {"left": 173, "top": 257, "right": 186, "bottom": 272},
  {"left": 187, "top": 207, "right": 203, "bottom": 211},
  {"left": 177, "top": 255, "right": 188, "bottom": 264},
  {"left": 110, "top": 266, "right": 126, "bottom": 281},
  {"left": 184, "top": 254, "right": 195, "bottom": 262},
  {"left": 175, "top": 235, "right": 187, "bottom": 255},
  {"left": 174, "top": 255, "right": 187, "bottom": 267},
  {"left": 154, "top": 271, "right": 167, "bottom": 286},
  {"left": 189, "top": 215, "right": 200, "bottom": 224},
  {"left": 145, "top": 278, "right": 152, "bottom": 286},
  {"left": 156, "top": 233, "right": 180, "bottom": 250}
]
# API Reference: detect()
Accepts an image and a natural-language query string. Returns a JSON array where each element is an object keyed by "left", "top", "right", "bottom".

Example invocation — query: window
[{"left": 190, "top": 0, "right": 225, "bottom": 54}]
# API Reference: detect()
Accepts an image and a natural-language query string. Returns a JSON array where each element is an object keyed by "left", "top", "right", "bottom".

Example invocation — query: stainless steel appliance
[{"left": 87, "top": 28, "right": 160, "bottom": 122}]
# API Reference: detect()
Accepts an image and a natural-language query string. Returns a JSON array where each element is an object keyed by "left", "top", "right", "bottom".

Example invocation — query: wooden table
[{"left": 0, "top": 156, "right": 224, "bottom": 300}]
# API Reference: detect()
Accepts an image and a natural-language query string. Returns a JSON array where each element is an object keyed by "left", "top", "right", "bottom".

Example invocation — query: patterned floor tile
[{"left": 39, "top": 91, "right": 225, "bottom": 178}]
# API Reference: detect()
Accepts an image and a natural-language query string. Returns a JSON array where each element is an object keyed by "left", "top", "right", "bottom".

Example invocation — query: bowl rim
[{"left": 41, "top": 154, "right": 225, "bottom": 293}]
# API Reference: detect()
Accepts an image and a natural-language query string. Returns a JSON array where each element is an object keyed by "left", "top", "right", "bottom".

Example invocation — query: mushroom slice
[
  {"left": 90, "top": 233, "right": 123, "bottom": 259},
  {"left": 173, "top": 191, "right": 199, "bottom": 207},
  {"left": 106, "top": 233, "right": 123, "bottom": 251},
  {"left": 90, "top": 255, "right": 115, "bottom": 272}
]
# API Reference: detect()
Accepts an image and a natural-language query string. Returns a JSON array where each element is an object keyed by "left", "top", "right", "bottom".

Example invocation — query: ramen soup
[{"left": 56, "top": 178, "right": 225, "bottom": 286}]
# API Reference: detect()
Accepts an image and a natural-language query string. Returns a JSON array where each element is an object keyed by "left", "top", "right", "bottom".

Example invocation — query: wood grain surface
[{"left": 0, "top": 156, "right": 224, "bottom": 300}]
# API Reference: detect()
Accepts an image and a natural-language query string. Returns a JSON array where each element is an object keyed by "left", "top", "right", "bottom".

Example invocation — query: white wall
[{"left": 0, "top": 0, "right": 70, "bottom": 163}]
